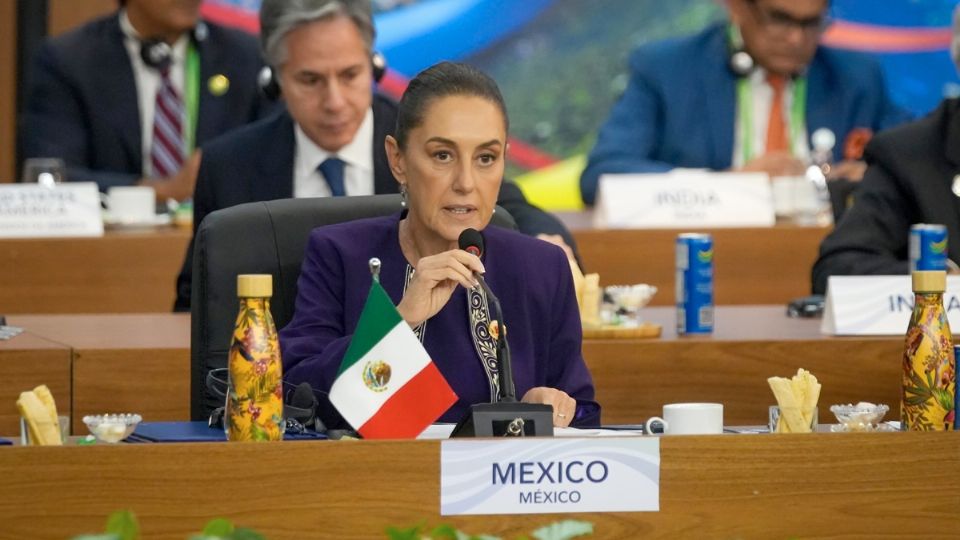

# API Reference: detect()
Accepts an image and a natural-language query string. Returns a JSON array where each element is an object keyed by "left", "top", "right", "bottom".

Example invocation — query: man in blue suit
[
  {"left": 580, "top": 0, "right": 911, "bottom": 205},
  {"left": 19, "top": 0, "right": 274, "bottom": 202}
]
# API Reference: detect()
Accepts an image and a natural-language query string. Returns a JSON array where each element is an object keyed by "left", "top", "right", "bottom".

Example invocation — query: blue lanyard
[{"left": 736, "top": 74, "right": 807, "bottom": 164}]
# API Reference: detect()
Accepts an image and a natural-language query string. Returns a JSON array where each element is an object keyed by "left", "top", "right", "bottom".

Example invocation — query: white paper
[
  {"left": 440, "top": 438, "right": 660, "bottom": 515},
  {"left": 822, "top": 275, "right": 960, "bottom": 335},
  {"left": 0, "top": 183, "right": 104, "bottom": 238},
  {"left": 595, "top": 171, "right": 775, "bottom": 228}
]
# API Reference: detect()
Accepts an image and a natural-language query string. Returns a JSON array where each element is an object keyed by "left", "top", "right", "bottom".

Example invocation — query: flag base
[{"left": 450, "top": 402, "right": 554, "bottom": 437}]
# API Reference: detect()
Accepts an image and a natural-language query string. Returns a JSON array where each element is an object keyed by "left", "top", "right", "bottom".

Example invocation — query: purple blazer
[{"left": 280, "top": 213, "right": 601, "bottom": 430}]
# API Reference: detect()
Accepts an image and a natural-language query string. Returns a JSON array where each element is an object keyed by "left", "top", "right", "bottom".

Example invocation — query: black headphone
[
  {"left": 726, "top": 24, "right": 756, "bottom": 77},
  {"left": 139, "top": 22, "right": 208, "bottom": 71},
  {"left": 257, "top": 51, "right": 388, "bottom": 101}
]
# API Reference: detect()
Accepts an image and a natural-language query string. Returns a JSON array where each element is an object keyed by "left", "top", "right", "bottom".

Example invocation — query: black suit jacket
[
  {"left": 174, "top": 96, "right": 576, "bottom": 310},
  {"left": 812, "top": 98, "right": 960, "bottom": 294},
  {"left": 19, "top": 13, "right": 274, "bottom": 189}
]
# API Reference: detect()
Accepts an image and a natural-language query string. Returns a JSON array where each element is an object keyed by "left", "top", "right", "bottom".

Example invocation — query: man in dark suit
[
  {"left": 812, "top": 99, "right": 960, "bottom": 294},
  {"left": 174, "top": 0, "right": 577, "bottom": 310},
  {"left": 812, "top": 7, "right": 960, "bottom": 294},
  {"left": 580, "top": 0, "right": 911, "bottom": 205},
  {"left": 19, "top": 0, "right": 273, "bottom": 201}
]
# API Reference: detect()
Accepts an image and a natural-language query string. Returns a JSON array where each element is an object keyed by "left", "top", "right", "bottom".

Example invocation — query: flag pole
[{"left": 368, "top": 257, "right": 381, "bottom": 283}]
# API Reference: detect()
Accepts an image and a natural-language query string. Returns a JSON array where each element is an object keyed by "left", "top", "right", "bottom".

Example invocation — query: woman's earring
[
  {"left": 492, "top": 207, "right": 497, "bottom": 215},
  {"left": 400, "top": 185, "right": 408, "bottom": 208}
]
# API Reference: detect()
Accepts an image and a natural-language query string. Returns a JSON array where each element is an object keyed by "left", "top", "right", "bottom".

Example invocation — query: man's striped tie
[{"left": 151, "top": 67, "right": 185, "bottom": 178}]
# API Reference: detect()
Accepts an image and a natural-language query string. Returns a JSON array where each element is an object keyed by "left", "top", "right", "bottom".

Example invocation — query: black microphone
[
  {"left": 450, "top": 229, "right": 554, "bottom": 437},
  {"left": 140, "top": 39, "right": 173, "bottom": 71},
  {"left": 458, "top": 228, "right": 517, "bottom": 403},
  {"left": 457, "top": 228, "right": 494, "bottom": 301},
  {"left": 457, "top": 227, "right": 484, "bottom": 256}
]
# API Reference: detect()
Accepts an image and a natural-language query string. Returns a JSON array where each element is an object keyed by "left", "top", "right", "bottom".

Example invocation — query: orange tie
[{"left": 766, "top": 74, "right": 789, "bottom": 154}]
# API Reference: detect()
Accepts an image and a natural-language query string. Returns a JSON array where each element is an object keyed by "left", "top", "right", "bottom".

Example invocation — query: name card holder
[
  {"left": 0, "top": 183, "right": 103, "bottom": 238},
  {"left": 450, "top": 402, "right": 554, "bottom": 437},
  {"left": 821, "top": 275, "right": 960, "bottom": 335},
  {"left": 595, "top": 171, "right": 775, "bottom": 228},
  {"left": 440, "top": 438, "right": 660, "bottom": 515}
]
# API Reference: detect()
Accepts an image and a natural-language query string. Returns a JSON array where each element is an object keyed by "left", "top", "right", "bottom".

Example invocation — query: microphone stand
[{"left": 450, "top": 276, "right": 554, "bottom": 437}]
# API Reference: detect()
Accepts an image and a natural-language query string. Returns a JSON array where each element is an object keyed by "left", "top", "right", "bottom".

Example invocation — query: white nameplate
[
  {"left": 595, "top": 172, "right": 775, "bottom": 228},
  {"left": 822, "top": 275, "right": 960, "bottom": 335},
  {"left": 440, "top": 438, "right": 660, "bottom": 515},
  {"left": 0, "top": 183, "right": 103, "bottom": 238}
]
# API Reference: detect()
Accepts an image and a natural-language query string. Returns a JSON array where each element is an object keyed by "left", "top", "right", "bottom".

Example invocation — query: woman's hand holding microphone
[{"left": 397, "top": 250, "right": 485, "bottom": 327}]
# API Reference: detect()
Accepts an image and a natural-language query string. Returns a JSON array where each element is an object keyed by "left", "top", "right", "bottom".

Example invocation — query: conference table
[
  {"left": 1, "top": 432, "right": 958, "bottom": 539},
  {"left": 0, "top": 226, "right": 191, "bottom": 313},
  {"left": 4, "top": 308, "right": 952, "bottom": 539},
  {"left": 3, "top": 306, "right": 903, "bottom": 433},
  {"left": 0, "top": 220, "right": 828, "bottom": 313},
  {"left": 591, "top": 306, "right": 902, "bottom": 425},
  {"left": 0, "top": 330, "right": 71, "bottom": 434},
  {"left": 3, "top": 314, "right": 189, "bottom": 434},
  {"left": 559, "top": 212, "right": 828, "bottom": 306}
]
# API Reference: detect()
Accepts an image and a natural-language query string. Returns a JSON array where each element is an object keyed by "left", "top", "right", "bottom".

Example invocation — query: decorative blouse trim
[
  {"left": 403, "top": 264, "right": 427, "bottom": 343},
  {"left": 402, "top": 263, "right": 500, "bottom": 401},
  {"left": 467, "top": 283, "right": 501, "bottom": 401}
]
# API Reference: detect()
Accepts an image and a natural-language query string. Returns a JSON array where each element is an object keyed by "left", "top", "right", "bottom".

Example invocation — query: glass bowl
[
  {"left": 82, "top": 413, "right": 142, "bottom": 443},
  {"left": 601, "top": 284, "right": 658, "bottom": 326},
  {"left": 829, "top": 403, "right": 891, "bottom": 432}
]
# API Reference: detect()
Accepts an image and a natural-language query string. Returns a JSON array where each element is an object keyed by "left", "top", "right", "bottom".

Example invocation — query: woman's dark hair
[{"left": 394, "top": 61, "right": 508, "bottom": 149}]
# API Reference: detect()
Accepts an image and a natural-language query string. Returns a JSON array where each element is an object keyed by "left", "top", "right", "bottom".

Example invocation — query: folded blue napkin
[{"left": 129, "top": 421, "right": 326, "bottom": 443}]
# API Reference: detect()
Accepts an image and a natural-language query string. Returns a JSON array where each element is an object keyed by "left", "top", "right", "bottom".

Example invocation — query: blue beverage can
[
  {"left": 676, "top": 233, "right": 714, "bottom": 334},
  {"left": 909, "top": 224, "right": 948, "bottom": 272}
]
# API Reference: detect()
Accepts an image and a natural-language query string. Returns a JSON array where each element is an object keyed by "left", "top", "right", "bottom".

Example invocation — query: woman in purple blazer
[{"left": 280, "top": 62, "right": 600, "bottom": 431}]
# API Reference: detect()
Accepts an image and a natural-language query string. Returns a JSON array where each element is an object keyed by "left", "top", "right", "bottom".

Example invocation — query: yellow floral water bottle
[
  {"left": 902, "top": 271, "right": 956, "bottom": 431},
  {"left": 226, "top": 274, "right": 284, "bottom": 441}
]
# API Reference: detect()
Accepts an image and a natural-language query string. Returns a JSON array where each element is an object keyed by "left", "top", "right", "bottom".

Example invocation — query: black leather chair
[{"left": 190, "top": 194, "right": 517, "bottom": 420}]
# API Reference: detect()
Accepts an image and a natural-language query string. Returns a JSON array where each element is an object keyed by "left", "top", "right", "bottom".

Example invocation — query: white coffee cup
[
  {"left": 645, "top": 402, "right": 723, "bottom": 435},
  {"left": 102, "top": 186, "right": 155, "bottom": 224}
]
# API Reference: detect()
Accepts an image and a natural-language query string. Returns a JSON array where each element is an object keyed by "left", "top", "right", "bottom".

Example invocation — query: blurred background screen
[{"left": 200, "top": 0, "right": 960, "bottom": 209}]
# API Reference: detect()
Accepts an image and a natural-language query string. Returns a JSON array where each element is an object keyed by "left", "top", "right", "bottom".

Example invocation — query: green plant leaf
[
  {"left": 430, "top": 524, "right": 463, "bottom": 539},
  {"left": 429, "top": 524, "right": 494, "bottom": 540},
  {"left": 201, "top": 518, "right": 234, "bottom": 537},
  {"left": 385, "top": 524, "right": 422, "bottom": 540},
  {"left": 104, "top": 510, "right": 139, "bottom": 540},
  {"left": 531, "top": 520, "right": 594, "bottom": 540},
  {"left": 230, "top": 527, "right": 266, "bottom": 540}
]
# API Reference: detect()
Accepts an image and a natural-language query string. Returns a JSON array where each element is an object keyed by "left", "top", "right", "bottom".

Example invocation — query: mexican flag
[{"left": 330, "top": 281, "right": 458, "bottom": 439}]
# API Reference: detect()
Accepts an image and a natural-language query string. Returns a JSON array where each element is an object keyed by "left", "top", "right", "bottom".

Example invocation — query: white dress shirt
[
  {"left": 731, "top": 68, "right": 810, "bottom": 169},
  {"left": 293, "top": 108, "right": 375, "bottom": 198},
  {"left": 119, "top": 10, "right": 189, "bottom": 178}
]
